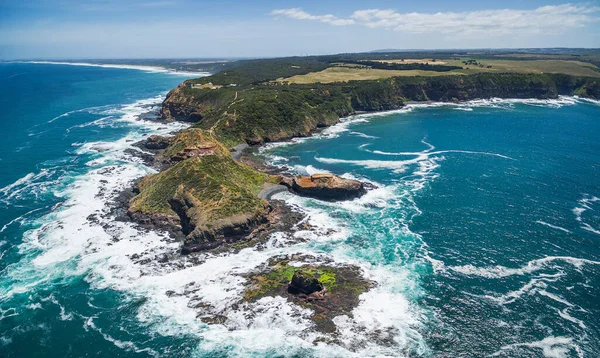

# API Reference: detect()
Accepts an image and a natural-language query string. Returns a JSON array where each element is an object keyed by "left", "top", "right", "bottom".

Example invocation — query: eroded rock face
[
  {"left": 170, "top": 143, "right": 218, "bottom": 162},
  {"left": 144, "top": 135, "right": 172, "bottom": 150},
  {"left": 289, "top": 271, "right": 324, "bottom": 295},
  {"left": 281, "top": 174, "right": 366, "bottom": 201},
  {"left": 168, "top": 185, "right": 269, "bottom": 253}
]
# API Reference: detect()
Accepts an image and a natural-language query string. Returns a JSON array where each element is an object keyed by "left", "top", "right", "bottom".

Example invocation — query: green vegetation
[
  {"left": 244, "top": 259, "right": 359, "bottom": 301},
  {"left": 242, "top": 256, "right": 372, "bottom": 333},
  {"left": 87, "top": 49, "right": 600, "bottom": 76},
  {"left": 130, "top": 153, "right": 269, "bottom": 217},
  {"left": 129, "top": 129, "right": 276, "bottom": 244},
  {"left": 161, "top": 70, "right": 598, "bottom": 147},
  {"left": 130, "top": 51, "right": 600, "bottom": 248},
  {"left": 189, "top": 57, "right": 330, "bottom": 86},
  {"left": 356, "top": 60, "right": 462, "bottom": 72},
  {"left": 282, "top": 59, "right": 600, "bottom": 83}
]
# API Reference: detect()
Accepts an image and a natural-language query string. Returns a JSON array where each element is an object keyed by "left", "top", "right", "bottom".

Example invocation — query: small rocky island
[{"left": 244, "top": 255, "right": 373, "bottom": 333}]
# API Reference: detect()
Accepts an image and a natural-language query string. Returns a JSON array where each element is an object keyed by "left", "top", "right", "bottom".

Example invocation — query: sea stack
[{"left": 281, "top": 173, "right": 367, "bottom": 201}]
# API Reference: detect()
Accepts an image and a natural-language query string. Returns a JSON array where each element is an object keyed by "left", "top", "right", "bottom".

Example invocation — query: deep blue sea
[{"left": 1, "top": 63, "right": 599, "bottom": 358}]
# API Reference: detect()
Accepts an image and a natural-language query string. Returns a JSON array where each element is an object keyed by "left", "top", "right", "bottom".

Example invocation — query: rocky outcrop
[
  {"left": 243, "top": 255, "right": 374, "bottom": 333},
  {"left": 159, "top": 83, "right": 206, "bottom": 122},
  {"left": 158, "top": 128, "right": 225, "bottom": 165},
  {"left": 169, "top": 185, "right": 268, "bottom": 252},
  {"left": 144, "top": 135, "right": 172, "bottom": 150},
  {"left": 169, "top": 143, "right": 218, "bottom": 162},
  {"left": 289, "top": 271, "right": 325, "bottom": 295},
  {"left": 128, "top": 129, "right": 277, "bottom": 253},
  {"left": 281, "top": 174, "right": 366, "bottom": 201},
  {"left": 257, "top": 184, "right": 289, "bottom": 200}
]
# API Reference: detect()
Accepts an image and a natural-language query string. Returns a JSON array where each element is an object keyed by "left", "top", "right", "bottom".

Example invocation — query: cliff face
[
  {"left": 159, "top": 82, "right": 238, "bottom": 122},
  {"left": 160, "top": 73, "right": 599, "bottom": 146}
]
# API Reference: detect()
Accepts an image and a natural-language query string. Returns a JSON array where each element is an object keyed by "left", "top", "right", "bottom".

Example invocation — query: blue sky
[{"left": 1, "top": 0, "right": 599, "bottom": 59}]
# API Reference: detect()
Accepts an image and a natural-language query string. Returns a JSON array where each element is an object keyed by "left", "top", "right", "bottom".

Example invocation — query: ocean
[{"left": 0, "top": 63, "right": 599, "bottom": 357}]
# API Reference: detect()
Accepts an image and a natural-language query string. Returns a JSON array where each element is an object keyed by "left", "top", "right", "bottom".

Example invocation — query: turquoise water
[
  {"left": 1, "top": 63, "right": 599, "bottom": 357},
  {"left": 261, "top": 99, "right": 600, "bottom": 357}
]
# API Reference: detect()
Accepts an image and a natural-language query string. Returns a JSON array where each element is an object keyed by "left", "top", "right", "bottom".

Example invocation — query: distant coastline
[{"left": 11, "top": 60, "right": 210, "bottom": 77}]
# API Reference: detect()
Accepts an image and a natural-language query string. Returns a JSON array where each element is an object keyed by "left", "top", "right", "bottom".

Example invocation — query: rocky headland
[{"left": 120, "top": 61, "right": 599, "bottom": 331}]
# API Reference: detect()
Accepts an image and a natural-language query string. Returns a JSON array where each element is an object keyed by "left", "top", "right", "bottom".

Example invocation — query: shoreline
[
  {"left": 10, "top": 60, "right": 210, "bottom": 77},
  {"left": 57, "top": 88, "right": 600, "bottom": 352},
  {"left": 124, "top": 93, "right": 596, "bottom": 249},
  {"left": 4, "top": 80, "right": 598, "bottom": 355}
]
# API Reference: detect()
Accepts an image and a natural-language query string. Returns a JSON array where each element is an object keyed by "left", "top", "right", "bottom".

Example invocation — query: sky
[{"left": 1, "top": 0, "right": 599, "bottom": 59}]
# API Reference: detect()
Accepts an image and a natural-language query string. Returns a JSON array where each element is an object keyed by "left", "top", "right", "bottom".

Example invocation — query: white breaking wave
[
  {"left": 349, "top": 131, "right": 379, "bottom": 139},
  {"left": 536, "top": 220, "right": 571, "bottom": 233},
  {"left": 489, "top": 336, "right": 584, "bottom": 358},
  {"left": 446, "top": 256, "right": 600, "bottom": 279},
  {"left": 0, "top": 208, "right": 46, "bottom": 233},
  {"left": 258, "top": 96, "right": 578, "bottom": 160},
  {"left": 47, "top": 105, "right": 113, "bottom": 123},
  {"left": 2, "top": 91, "right": 431, "bottom": 356},
  {"left": 348, "top": 96, "right": 585, "bottom": 123},
  {"left": 572, "top": 194, "right": 600, "bottom": 235},
  {"left": 315, "top": 156, "right": 415, "bottom": 173},
  {"left": 0, "top": 168, "right": 62, "bottom": 205},
  {"left": 22, "top": 61, "right": 207, "bottom": 77},
  {"left": 316, "top": 138, "right": 511, "bottom": 176},
  {"left": 577, "top": 97, "right": 600, "bottom": 106},
  {"left": 370, "top": 148, "right": 514, "bottom": 160},
  {"left": 581, "top": 223, "right": 600, "bottom": 235},
  {"left": 557, "top": 307, "right": 586, "bottom": 329}
]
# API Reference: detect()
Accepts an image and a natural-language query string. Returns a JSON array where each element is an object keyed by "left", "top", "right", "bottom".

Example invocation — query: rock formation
[
  {"left": 143, "top": 135, "right": 172, "bottom": 150},
  {"left": 289, "top": 270, "right": 325, "bottom": 295},
  {"left": 281, "top": 174, "right": 366, "bottom": 201}
]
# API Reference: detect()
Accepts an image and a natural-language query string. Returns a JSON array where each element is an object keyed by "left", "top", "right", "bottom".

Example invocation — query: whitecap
[
  {"left": 349, "top": 131, "right": 379, "bottom": 139},
  {"left": 490, "top": 336, "right": 584, "bottom": 358},
  {"left": 572, "top": 194, "right": 600, "bottom": 234},
  {"left": 557, "top": 308, "right": 586, "bottom": 329},
  {"left": 371, "top": 148, "right": 514, "bottom": 160},
  {"left": 0, "top": 208, "right": 46, "bottom": 233},
  {"left": 46, "top": 105, "right": 113, "bottom": 123},
  {"left": 535, "top": 220, "right": 571, "bottom": 233},
  {"left": 447, "top": 256, "right": 600, "bottom": 279},
  {"left": 315, "top": 157, "right": 410, "bottom": 173}
]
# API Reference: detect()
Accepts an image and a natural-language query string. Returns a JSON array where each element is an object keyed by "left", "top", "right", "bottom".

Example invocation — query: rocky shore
[
  {"left": 110, "top": 106, "right": 376, "bottom": 332},
  {"left": 116, "top": 65, "right": 599, "bottom": 336},
  {"left": 125, "top": 128, "right": 369, "bottom": 253}
]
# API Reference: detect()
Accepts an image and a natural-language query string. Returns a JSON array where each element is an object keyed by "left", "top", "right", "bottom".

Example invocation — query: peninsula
[{"left": 125, "top": 50, "right": 599, "bottom": 325}]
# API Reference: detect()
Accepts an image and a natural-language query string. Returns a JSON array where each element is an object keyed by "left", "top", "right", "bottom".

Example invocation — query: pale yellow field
[
  {"left": 277, "top": 59, "right": 600, "bottom": 84},
  {"left": 369, "top": 59, "right": 448, "bottom": 65},
  {"left": 446, "top": 59, "right": 600, "bottom": 77},
  {"left": 278, "top": 67, "right": 462, "bottom": 84}
]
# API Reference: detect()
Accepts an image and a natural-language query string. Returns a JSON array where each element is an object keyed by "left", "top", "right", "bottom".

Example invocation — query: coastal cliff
[
  {"left": 160, "top": 72, "right": 599, "bottom": 146},
  {"left": 126, "top": 69, "right": 599, "bottom": 251}
]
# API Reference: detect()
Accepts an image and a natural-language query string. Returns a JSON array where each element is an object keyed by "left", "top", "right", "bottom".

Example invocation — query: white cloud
[
  {"left": 271, "top": 4, "right": 600, "bottom": 36},
  {"left": 271, "top": 8, "right": 355, "bottom": 26}
]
